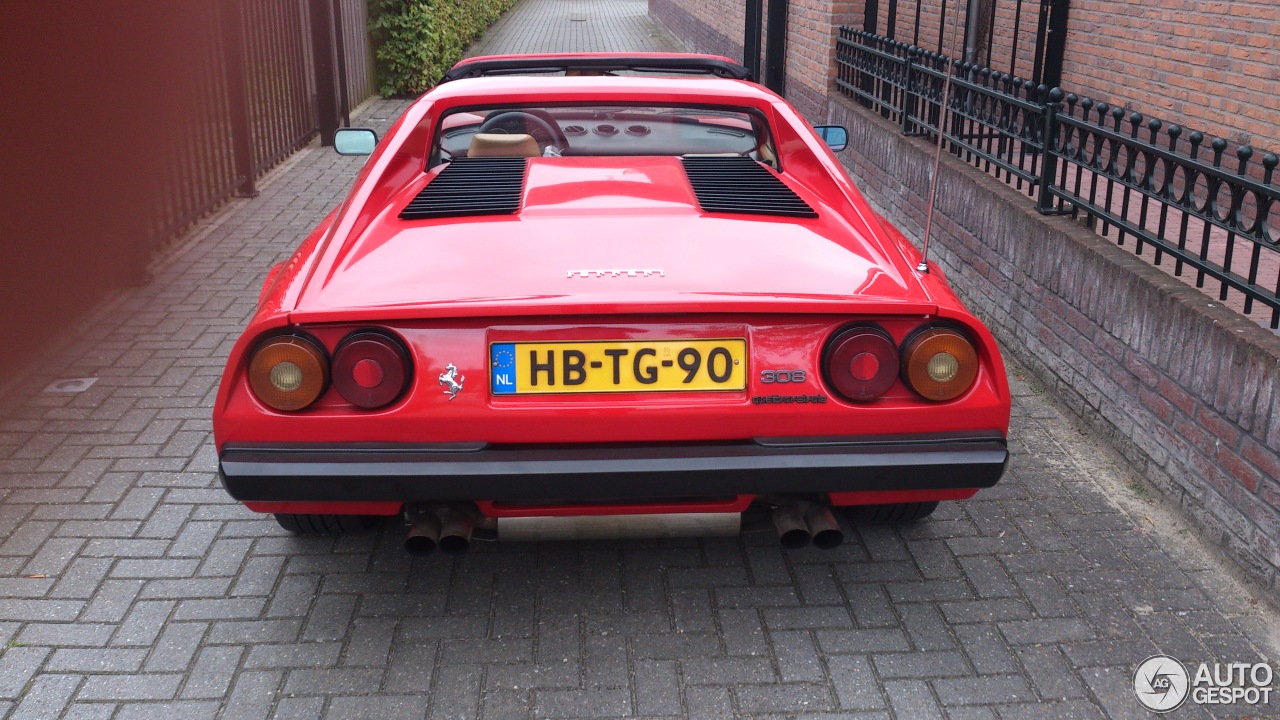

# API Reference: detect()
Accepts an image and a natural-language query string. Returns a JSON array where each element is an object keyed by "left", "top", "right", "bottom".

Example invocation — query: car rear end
[
  {"left": 213, "top": 78, "right": 1011, "bottom": 553},
  {"left": 216, "top": 304, "right": 1009, "bottom": 553}
]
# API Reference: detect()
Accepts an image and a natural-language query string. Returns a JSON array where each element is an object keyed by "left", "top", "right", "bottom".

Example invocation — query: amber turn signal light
[
  {"left": 901, "top": 327, "right": 979, "bottom": 401},
  {"left": 248, "top": 335, "right": 329, "bottom": 412}
]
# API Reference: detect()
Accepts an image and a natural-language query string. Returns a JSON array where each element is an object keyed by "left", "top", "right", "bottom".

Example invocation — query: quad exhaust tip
[
  {"left": 404, "top": 512, "right": 441, "bottom": 556},
  {"left": 405, "top": 505, "right": 476, "bottom": 556},
  {"left": 804, "top": 503, "right": 845, "bottom": 550},
  {"left": 772, "top": 503, "right": 812, "bottom": 549},
  {"left": 436, "top": 506, "right": 474, "bottom": 556},
  {"left": 772, "top": 501, "right": 844, "bottom": 550}
]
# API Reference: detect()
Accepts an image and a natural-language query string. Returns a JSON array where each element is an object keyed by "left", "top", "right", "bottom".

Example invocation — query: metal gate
[{"left": 860, "top": 0, "right": 1069, "bottom": 87}]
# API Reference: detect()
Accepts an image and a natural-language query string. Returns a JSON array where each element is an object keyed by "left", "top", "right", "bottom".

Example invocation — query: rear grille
[
  {"left": 400, "top": 157, "right": 527, "bottom": 220},
  {"left": 681, "top": 156, "right": 817, "bottom": 219}
]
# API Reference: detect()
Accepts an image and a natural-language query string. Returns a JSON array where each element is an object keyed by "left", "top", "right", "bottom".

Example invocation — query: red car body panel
[
  {"left": 293, "top": 156, "right": 929, "bottom": 321},
  {"left": 213, "top": 53, "right": 1011, "bottom": 526},
  {"left": 216, "top": 313, "right": 1008, "bottom": 440}
]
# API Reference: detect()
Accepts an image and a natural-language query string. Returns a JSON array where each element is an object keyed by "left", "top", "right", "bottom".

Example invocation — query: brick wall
[
  {"left": 864, "top": 0, "right": 967, "bottom": 60},
  {"left": 782, "top": 0, "right": 839, "bottom": 120},
  {"left": 866, "top": 0, "right": 1278, "bottom": 152},
  {"left": 658, "top": 0, "right": 1278, "bottom": 154},
  {"left": 648, "top": 0, "right": 743, "bottom": 60},
  {"left": 983, "top": 0, "right": 1042, "bottom": 79},
  {"left": 1060, "top": 0, "right": 1279, "bottom": 153},
  {"left": 826, "top": 93, "right": 1280, "bottom": 593},
  {"left": 819, "top": 0, "right": 1035, "bottom": 77},
  {"left": 649, "top": 0, "right": 852, "bottom": 122},
  {"left": 856, "top": 1, "right": 1279, "bottom": 153}
]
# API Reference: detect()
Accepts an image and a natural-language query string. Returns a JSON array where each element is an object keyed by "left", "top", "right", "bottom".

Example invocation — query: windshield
[{"left": 432, "top": 104, "right": 776, "bottom": 166}]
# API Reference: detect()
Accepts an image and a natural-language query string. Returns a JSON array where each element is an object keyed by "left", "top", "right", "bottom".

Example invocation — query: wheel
[
  {"left": 273, "top": 513, "right": 375, "bottom": 535},
  {"left": 837, "top": 501, "right": 939, "bottom": 525},
  {"left": 478, "top": 110, "right": 568, "bottom": 153}
]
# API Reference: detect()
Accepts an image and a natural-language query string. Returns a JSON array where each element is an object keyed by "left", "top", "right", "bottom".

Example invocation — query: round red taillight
[
  {"left": 823, "top": 325, "right": 899, "bottom": 402},
  {"left": 248, "top": 334, "right": 329, "bottom": 412},
  {"left": 331, "top": 331, "right": 411, "bottom": 409}
]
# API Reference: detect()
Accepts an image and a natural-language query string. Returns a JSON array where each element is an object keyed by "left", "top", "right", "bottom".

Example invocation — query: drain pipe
[
  {"left": 743, "top": 0, "right": 763, "bottom": 82},
  {"left": 763, "top": 0, "right": 789, "bottom": 96}
]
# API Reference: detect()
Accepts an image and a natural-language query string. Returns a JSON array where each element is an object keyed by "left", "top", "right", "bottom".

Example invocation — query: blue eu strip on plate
[{"left": 490, "top": 343, "right": 517, "bottom": 394}]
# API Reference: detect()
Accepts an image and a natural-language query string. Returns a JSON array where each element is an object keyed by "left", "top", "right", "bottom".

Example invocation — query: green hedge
[{"left": 368, "top": 0, "right": 518, "bottom": 97}]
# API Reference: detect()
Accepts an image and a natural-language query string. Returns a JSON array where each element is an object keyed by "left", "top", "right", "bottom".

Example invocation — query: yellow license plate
[{"left": 489, "top": 339, "right": 746, "bottom": 395}]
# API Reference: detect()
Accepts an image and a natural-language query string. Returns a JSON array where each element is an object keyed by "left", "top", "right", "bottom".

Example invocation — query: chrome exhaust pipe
[
  {"left": 773, "top": 504, "right": 811, "bottom": 549},
  {"left": 404, "top": 512, "right": 441, "bottom": 556},
  {"left": 497, "top": 512, "right": 740, "bottom": 542},
  {"left": 436, "top": 505, "right": 474, "bottom": 556},
  {"left": 804, "top": 503, "right": 844, "bottom": 549}
]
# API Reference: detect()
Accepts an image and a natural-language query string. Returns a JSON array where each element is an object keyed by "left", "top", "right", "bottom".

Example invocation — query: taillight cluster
[
  {"left": 900, "top": 326, "right": 978, "bottom": 401},
  {"left": 822, "top": 323, "right": 979, "bottom": 403},
  {"left": 824, "top": 326, "right": 898, "bottom": 401},
  {"left": 331, "top": 331, "right": 412, "bottom": 409},
  {"left": 247, "top": 329, "right": 412, "bottom": 412}
]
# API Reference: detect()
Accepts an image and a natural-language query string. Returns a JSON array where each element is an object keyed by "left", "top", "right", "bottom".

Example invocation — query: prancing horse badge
[{"left": 438, "top": 363, "right": 464, "bottom": 400}]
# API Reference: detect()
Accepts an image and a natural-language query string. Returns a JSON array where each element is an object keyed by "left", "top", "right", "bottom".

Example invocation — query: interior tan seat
[{"left": 468, "top": 133, "right": 540, "bottom": 158}]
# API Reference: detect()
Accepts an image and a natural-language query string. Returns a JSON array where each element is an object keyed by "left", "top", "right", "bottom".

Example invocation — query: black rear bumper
[{"left": 218, "top": 432, "right": 1008, "bottom": 503}]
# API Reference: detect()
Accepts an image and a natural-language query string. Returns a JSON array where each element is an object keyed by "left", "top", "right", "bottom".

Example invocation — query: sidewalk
[{"left": 0, "top": 1, "right": 1275, "bottom": 718}]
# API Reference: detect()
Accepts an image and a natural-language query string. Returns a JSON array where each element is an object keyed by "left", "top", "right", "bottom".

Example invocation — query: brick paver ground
[{"left": 1, "top": 1, "right": 1276, "bottom": 719}]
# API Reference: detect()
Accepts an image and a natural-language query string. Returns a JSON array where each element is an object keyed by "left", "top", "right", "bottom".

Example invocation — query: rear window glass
[{"left": 434, "top": 105, "right": 774, "bottom": 164}]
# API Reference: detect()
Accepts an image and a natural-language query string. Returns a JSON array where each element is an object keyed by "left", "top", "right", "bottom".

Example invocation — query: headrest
[{"left": 468, "top": 133, "right": 540, "bottom": 158}]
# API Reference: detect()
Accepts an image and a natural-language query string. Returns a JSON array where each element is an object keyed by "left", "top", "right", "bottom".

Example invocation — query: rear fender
[{"left": 259, "top": 262, "right": 286, "bottom": 304}]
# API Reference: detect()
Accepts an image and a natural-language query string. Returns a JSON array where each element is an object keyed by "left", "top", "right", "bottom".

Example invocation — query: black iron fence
[
  {"left": 835, "top": 28, "right": 1280, "bottom": 329},
  {"left": 150, "top": 0, "right": 375, "bottom": 251}
]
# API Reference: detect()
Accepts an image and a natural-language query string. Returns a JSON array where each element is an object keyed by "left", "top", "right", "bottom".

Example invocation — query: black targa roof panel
[{"left": 441, "top": 54, "right": 753, "bottom": 82}]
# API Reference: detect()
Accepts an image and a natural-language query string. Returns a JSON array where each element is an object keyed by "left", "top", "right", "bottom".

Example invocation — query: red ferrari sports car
[{"left": 213, "top": 53, "right": 1010, "bottom": 554}]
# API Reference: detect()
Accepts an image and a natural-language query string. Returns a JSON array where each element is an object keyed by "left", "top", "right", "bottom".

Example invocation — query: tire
[
  {"left": 274, "top": 513, "right": 376, "bottom": 535},
  {"left": 838, "top": 501, "right": 939, "bottom": 525}
]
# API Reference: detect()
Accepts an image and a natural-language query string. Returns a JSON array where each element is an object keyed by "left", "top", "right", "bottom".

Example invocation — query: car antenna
[{"left": 918, "top": 0, "right": 964, "bottom": 274}]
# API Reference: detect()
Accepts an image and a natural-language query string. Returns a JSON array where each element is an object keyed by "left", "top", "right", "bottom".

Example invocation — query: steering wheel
[{"left": 478, "top": 111, "right": 568, "bottom": 154}]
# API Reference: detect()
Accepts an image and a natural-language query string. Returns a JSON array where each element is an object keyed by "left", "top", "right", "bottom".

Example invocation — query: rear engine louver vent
[
  {"left": 681, "top": 156, "right": 817, "bottom": 218},
  {"left": 399, "top": 157, "right": 527, "bottom": 220}
]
